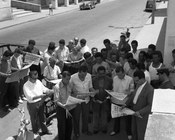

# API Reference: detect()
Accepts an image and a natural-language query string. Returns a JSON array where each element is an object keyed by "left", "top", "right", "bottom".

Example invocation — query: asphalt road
[
  {"left": 0, "top": 0, "right": 152, "bottom": 140},
  {"left": 0, "top": 0, "right": 150, "bottom": 52}
]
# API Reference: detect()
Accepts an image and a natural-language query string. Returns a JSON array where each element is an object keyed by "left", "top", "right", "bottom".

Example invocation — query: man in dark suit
[{"left": 125, "top": 70, "right": 154, "bottom": 140}]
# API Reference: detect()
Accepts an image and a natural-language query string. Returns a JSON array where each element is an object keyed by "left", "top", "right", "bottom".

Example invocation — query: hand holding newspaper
[
  {"left": 111, "top": 104, "right": 135, "bottom": 118},
  {"left": 105, "top": 90, "right": 128, "bottom": 105},
  {"left": 55, "top": 95, "right": 87, "bottom": 110}
]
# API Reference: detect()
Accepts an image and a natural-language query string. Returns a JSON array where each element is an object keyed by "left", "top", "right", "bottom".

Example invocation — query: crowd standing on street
[{"left": 1, "top": 33, "right": 175, "bottom": 140}]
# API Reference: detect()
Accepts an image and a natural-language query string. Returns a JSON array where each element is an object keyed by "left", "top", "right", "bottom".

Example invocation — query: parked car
[
  {"left": 79, "top": 1, "right": 96, "bottom": 10},
  {"left": 145, "top": 0, "right": 156, "bottom": 11}
]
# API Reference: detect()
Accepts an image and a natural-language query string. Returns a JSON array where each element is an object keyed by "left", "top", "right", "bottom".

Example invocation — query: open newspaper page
[
  {"left": 105, "top": 90, "right": 128, "bottom": 105},
  {"left": 111, "top": 104, "right": 135, "bottom": 118},
  {"left": 24, "top": 52, "right": 42, "bottom": 65},
  {"left": 5, "top": 63, "right": 32, "bottom": 83}
]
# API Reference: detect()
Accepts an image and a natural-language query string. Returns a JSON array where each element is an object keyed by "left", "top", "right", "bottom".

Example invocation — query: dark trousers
[
  {"left": 113, "top": 116, "right": 132, "bottom": 135},
  {"left": 132, "top": 116, "right": 148, "bottom": 140},
  {"left": 56, "top": 106, "right": 72, "bottom": 140},
  {"left": 0, "top": 76, "right": 8, "bottom": 108},
  {"left": 93, "top": 101, "right": 108, "bottom": 131},
  {"left": 6, "top": 81, "right": 19, "bottom": 107},
  {"left": 71, "top": 102, "right": 90, "bottom": 136},
  {"left": 27, "top": 100, "right": 48, "bottom": 134}
]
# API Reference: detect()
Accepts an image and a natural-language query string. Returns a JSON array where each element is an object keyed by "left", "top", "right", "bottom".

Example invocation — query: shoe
[
  {"left": 128, "top": 135, "right": 132, "bottom": 140},
  {"left": 40, "top": 131, "right": 52, "bottom": 135},
  {"left": 110, "top": 131, "right": 118, "bottom": 136},
  {"left": 22, "top": 97, "right": 27, "bottom": 101},
  {"left": 18, "top": 98, "right": 23, "bottom": 104},
  {"left": 93, "top": 130, "right": 99, "bottom": 134}
]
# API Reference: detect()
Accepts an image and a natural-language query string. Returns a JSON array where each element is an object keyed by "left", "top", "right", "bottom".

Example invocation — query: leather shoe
[
  {"left": 40, "top": 131, "right": 52, "bottom": 136},
  {"left": 110, "top": 131, "right": 119, "bottom": 136}
]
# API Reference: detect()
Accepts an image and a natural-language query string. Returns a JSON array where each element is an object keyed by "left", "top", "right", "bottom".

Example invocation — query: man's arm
[{"left": 137, "top": 87, "right": 154, "bottom": 116}]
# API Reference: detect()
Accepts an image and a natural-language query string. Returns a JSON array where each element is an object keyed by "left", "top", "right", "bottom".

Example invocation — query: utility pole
[{"left": 151, "top": 0, "right": 156, "bottom": 24}]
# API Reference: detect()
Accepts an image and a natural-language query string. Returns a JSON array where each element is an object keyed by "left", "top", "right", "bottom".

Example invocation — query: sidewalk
[
  {"left": 135, "top": 1, "right": 168, "bottom": 51},
  {"left": 0, "top": 0, "right": 108, "bottom": 30}
]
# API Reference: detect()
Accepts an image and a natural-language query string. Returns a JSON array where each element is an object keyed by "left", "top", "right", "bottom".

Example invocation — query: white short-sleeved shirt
[
  {"left": 54, "top": 46, "right": 69, "bottom": 61},
  {"left": 44, "top": 65, "right": 61, "bottom": 80},
  {"left": 23, "top": 79, "right": 50, "bottom": 103},
  {"left": 70, "top": 72, "right": 93, "bottom": 96},
  {"left": 80, "top": 45, "right": 90, "bottom": 54},
  {"left": 113, "top": 75, "right": 134, "bottom": 94}
]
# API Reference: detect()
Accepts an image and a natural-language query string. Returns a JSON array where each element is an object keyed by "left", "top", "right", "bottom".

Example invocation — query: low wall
[
  {"left": 11, "top": 0, "right": 41, "bottom": 12},
  {"left": 0, "top": 7, "right": 12, "bottom": 22},
  {"left": 0, "top": 0, "right": 12, "bottom": 21}
]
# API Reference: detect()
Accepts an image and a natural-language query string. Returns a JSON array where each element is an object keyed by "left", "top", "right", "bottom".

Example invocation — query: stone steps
[{"left": 12, "top": 8, "right": 35, "bottom": 18}]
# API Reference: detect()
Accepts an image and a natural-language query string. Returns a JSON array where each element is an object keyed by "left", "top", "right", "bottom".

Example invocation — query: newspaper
[
  {"left": 105, "top": 90, "right": 127, "bottom": 100},
  {"left": 5, "top": 64, "right": 32, "bottom": 83},
  {"left": 24, "top": 52, "right": 42, "bottom": 65},
  {"left": 111, "top": 104, "right": 135, "bottom": 118},
  {"left": 55, "top": 96, "right": 87, "bottom": 106}
]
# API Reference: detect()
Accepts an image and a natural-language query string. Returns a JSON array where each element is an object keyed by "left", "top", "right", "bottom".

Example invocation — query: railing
[{"left": 11, "top": 0, "right": 41, "bottom": 12}]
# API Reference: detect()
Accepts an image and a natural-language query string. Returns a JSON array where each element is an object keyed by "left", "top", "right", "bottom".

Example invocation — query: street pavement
[
  {"left": 0, "top": 0, "right": 112, "bottom": 30},
  {"left": 0, "top": 0, "right": 168, "bottom": 140}
]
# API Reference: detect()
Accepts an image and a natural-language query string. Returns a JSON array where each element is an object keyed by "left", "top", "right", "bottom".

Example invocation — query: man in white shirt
[
  {"left": 79, "top": 38, "right": 90, "bottom": 54},
  {"left": 23, "top": 65, "right": 54, "bottom": 135},
  {"left": 125, "top": 70, "right": 154, "bottom": 140},
  {"left": 70, "top": 65, "right": 97, "bottom": 139},
  {"left": 131, "top": 40, "right": 140, "bottom": 61},
  {"left": 110, "top": 66, "right": 134, "bottom": 140},
  {"left": 54, "top": 39, "right": 69, "bottom": 71},
  {"left": 44, "top": 57, "right": 61, "bottom": 88}
]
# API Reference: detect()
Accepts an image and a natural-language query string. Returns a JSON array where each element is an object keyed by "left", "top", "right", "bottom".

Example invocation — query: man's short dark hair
[
  {"left": 97, "top": 66, "right": 106, "bottom": 72},
  {"left": 137, "top": 63, "right": 146, "bottom": 71},
  {"left": 91, "top": 47, "right": 98, "bottom": 51},
  {"left": 101, "top": 48, "right": 107, "bottom": 52},
  {"left": 62, "top": 71, "right": 71, "bottom": 78},
  {"left": 148, "top": 44, "right": 156, "bottom": 51},
  {"left": 126, "top": 53, "right": 133, "bottom": 60},
  {"left": 103, "top": 39, "right": 110, "bottom": 44},
  {"left": 80, "top": 39, "right": 86, "bottom": 44},
  {"left": 59, "top": 39, "right": 65, "bottom": 45},
  {"left": 3, "top": 50, "right": 13, "bottom": 57},
  {"left": 95, "top": 52, "right": 103, "bottom": 58},
  {"left": 79, "top": 65, "right": 88, "bottom": 73},
  {"left": 115, "top": 65, "right": 124, "bottom": 73},
  {"left": 128, "top": 58, "right": 137, "bottom": 66},
  {"left": 83, "top": 52, "right": 91, "bottom": 60},
  {"left": 48, "top": 42, "right": 56, "bottom": 51},
  {"left": 131, "top": 40, "right": 138, "bottom": 46},
  {"left": 28, "top": 40, "right": 35, "bottom": 45},
  {"left": 172, "top": 49, "right": 175, "bottom": 54},
  {"left": 133, "top": 70, "right": 145, "bottom": 79},
  {"left": 157, "top": 68, "right": 170, "bottom": 76}
]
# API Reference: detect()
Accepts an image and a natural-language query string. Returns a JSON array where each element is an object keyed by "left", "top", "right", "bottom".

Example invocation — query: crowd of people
[{"left": 0, "top": 34, "right": 175, "bottom": 140}]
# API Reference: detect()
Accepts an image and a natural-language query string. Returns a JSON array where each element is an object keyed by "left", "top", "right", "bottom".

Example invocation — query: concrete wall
[
  {"left": 12, "top": 0, "right": 41, "bottom": 12},
  {"left": 0, "top": 0, "right": 12, "bottom": 21},
  {"left": 164, "top": 0, "right": 175, "bottom": 67}
]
